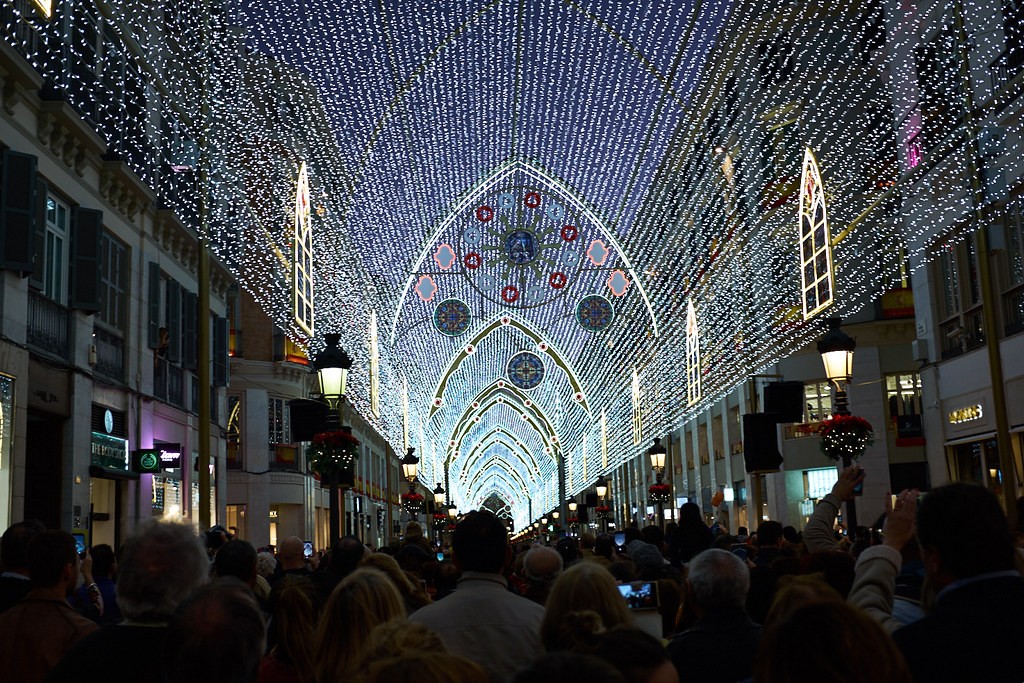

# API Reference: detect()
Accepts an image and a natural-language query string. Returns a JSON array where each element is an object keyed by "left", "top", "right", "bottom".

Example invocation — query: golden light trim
[
  {"left": 686, "top": 298, "right": 701, "bottom": 406},
  {"left": 799, "top": 148, "right": 835, "bottom": 320},
  {"left": 293, "top": 162, "right": 315, "bottom": 336}
]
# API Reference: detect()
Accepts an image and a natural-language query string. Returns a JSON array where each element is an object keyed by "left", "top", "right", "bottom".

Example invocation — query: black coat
[{"left": 892, "top": 574, "right": 1024, "bottom": 683}]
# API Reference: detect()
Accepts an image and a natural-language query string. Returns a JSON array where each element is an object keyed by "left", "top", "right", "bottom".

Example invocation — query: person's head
[
  {"left": 640, "top": 525, "right": 665, "bottom": 549},
  {"left": 798, "top": 551, "right": 855, "bottom": 598},
  {"left": 588, "top": 626, "right": 678, "bottom": 683},
  {"left": 213, "top": 539, "right": 257, "bottom": 587},
  {"left": 163, "top": 578, "right": 266, "bottom": 683},
  {"left": 28, "top": 530, "right": 78, "bottom": 591},
  {"left": 360, "top": 552, "right": 427, "bottom": 611},
  {"left": 553, "top": 536, "right": 579, "bottom": 566},
  {"left": 278, "top": 536, "right": 306, "bottom": 570},
  {"left": 678, "top": 502, "right": 704, "bottom": 527},
  {"left": 687, "top": 548, "right": 750, "bottom": 614},
  {"left": 762, "top": 574, "right": 843, "bottom": 632},
  {"left": 359, "top": 652, "right": 489, "bottom": 683},
  {"left": 403, "top": 521, "right": 424, "bottom": 541},
  {"left": 267, "top": 576, "right": 321, "bottom": 682},
  {"left": 360, "top": 620, "right": 446, "bottom": 661},
  {"left": 593, "top": 533, "right": 614, "bottom": 558},
  {"left": 315, "top": 568, "right": 406, "bottom": 680},
  {"left": 513, "top": 652, "right": 627, "bottom": 683},
  {"left": 915, "top": 483, "right": 1016, "bottom": 586},
  {"left": 755, "top": 601, "right": 912, "bottom": 683},
  {"left": 1, "top": 519, "right": 45, "bottom": 573},
  {"left": 782, "top": 525, "right": 800, "bottom": 544},
  {"left": 117, "top": 518, "right": 209, "bottom": 622},
  {"left": 256, "top": 551, "right": 277, "bottom": 578},
  {"left": 524, "top": 546, "right": 564, "bottom": 592},
  {"left": 757, "top": 521, "right": 784, "bottom": 548},
  {"left": 90, "top": 544, "right": 116, "bottom": 579},
  {"left": 205, "top": 524, "right": 232, "bottom": 553},
  {"left": 452, "top": 510, "right": 509, "bottom": 573},
  {"left": 396, "top": 543, "right": 430, "bottom": 574},
  {"left": 626, "top": 540, "right": 664, "bottom": 579},
  {"left": 329, "top": 535, "right": 367, "bottom": 577},
  {"left": 579, "top": 532, "right": 596, "bottom": 550},
  {"left": 541, "top": 562, "right": 632, "bottom": 651}
]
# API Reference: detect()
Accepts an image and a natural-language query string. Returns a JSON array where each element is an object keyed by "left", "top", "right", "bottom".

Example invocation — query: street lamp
[
  {"left": 817, "top": 317, "right": 855, "bottom": 417},
  {"left": 433, "top": 482, "right": 446, "bottom": 506},
  {"left": 595, "top": 474, "right": 609, "bottom": 532},
  {"left": 314, "top": 333, "right": 354, "bottom": 546},
  {"left": 447, "top": 503, "right": 458, "bottom": 520},
  {"left": 818, "top": 317, "right": 858, "bottom": 530},
  {"left": 567, "top": 496, "right": 578, "bottom": 513},
  {"left": 647, "top": 437, "right": 668, "bottom": 527},
  {"left": 401, "top": 447, "right": 419, "bottom": 484}
]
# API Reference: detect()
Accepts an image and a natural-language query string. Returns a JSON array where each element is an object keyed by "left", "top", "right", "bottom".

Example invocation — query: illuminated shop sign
[{"left": 947, "top": 404, "right": 983, "bottom": 425}]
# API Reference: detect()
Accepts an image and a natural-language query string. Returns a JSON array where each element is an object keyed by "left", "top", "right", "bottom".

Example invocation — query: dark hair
[
  {"left": 214, "top": 539, "right": 257, "bottom": 583},
  {"left": 28, "top": 530, "right": 77, "bottom": 588},
  {"left": 91, "top": 544, "right": 116, "bottom": 578},
  {"left": 916, "top": 483, "right": 1015, "bottom": 579},
  {"left": 1, "top": 519, "right": 45, "bottom": 571},
  {"left": 513, "top": 652, "right": 627, "bottom": 683},
  {"left": 589, "top": 626, "right": 673, "bottom": 681},
  {"left": 755, "top": 601, "right": 912, "bottom": 683},
  {"left": 452, "top": 511, "right": 507, "bottom": 573},
  {"left": 782, "top": 525, "right": 800, "bottom": 544},
  {"left": 799, "top": 551, "right": 855, "bottom": 598},
  {"left": 593, "top": 534, "right": 614, "bottom": 558},
  {"left": 640, "top": 525, "right": 665, "bottom": 548},
  {"left": 678, "top": 502, "right": 704, "bottom": 527},
  {"left": 330, "top": 535, "right": 365, "bottom": 576},
  {"left": 623, "top": 527, "right": 642, "bottom": 545},
  {"left": 163, "top": 579, "right": 266, "bottom": 683},
  {"left": 757, "top": 521, "right": 784, "bottom": 547},
  {"left": 554, "top": 537, "right": 580, "bottom": 566}
]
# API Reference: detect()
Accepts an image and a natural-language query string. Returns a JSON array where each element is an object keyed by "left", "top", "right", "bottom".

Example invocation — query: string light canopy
[{"left": 30, "top": 0, "right": 993, "bottom": 527}]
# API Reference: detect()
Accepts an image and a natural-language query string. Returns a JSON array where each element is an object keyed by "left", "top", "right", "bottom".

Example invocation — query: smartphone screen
[
  {"left": 617, "top": 581, "right": 659, "bottom": 610},
  {"left": 614, "top": 532, "right": 626, "bottom": 546},
  {"left": 435, "top": 551, "right": 444, "bottom": 561},
  {"left": 73, "top": 533, "right": 87, "bottom": 557},
  {"left": 303, "top": 541, "right": 313, "bottom": 558}
]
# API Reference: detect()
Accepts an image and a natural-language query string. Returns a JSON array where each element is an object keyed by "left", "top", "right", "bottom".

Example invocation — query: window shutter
[
  {"left": 30, "top": 176, "right": 47, "bottom": 289},
  {"left": 1, "top": 150, "right": 37, "bottom": 273},
  {"left": 166, "top": 279, "right": 181, "bottom": 363},
  {"left": 70, "top": 207, "right": 102, "bottom": 313},
  {"left": 147, "top": 261, "right": 161, "bottom": 348},
  {"left": 213, "top": 316, "right": 229, "bottom": 387},
  {"left": 183, "top": 291, "right": 198, "bottom": 370}
]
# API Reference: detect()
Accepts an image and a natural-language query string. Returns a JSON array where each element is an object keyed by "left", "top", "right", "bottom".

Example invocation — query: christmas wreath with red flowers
[
  {"left": 595, "top": 505, "right": 611, "bottom": 518},
  {"left": 308, "top": 430, "right": 359, "bottom": 478},
  {"left": 401, "top": 491, "right": 425, "bottom": 512},
  {"left": 648, "top": 483, "right": 672, "bottom": 503},
  {"left": 818, "top": 415, "right": 874, "bottom": 461}
]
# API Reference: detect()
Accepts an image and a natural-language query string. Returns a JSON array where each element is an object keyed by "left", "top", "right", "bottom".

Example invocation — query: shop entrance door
[{"left": 89, "top": 477, "right": 123, "bottom": 550}]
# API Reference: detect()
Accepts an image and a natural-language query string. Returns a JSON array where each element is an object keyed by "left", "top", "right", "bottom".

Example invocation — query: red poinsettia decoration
[
  {"left": 433, "top": 513, "right": 447, "bottom": 521},
  {"left": 596, "top": 505, "right": 611, "bottom": 514},
  {"left": 818, "top": 415, "right": 874, "bottom": 461},
  {"left": 648, "top": 482, "right": 672, "bottom": 502},
  {"left": 567, "top": 517, "right": 580, "bottom": 524},
  {"left": 401, "top": 492, "right": 424, "bottom": 503},
  {"left": 308, "top": 430, "right": 359, "bottom": 477}
]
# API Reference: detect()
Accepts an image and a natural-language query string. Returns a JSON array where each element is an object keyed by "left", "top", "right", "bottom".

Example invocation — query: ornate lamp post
[
  {"left": 313, "top": 333, "right": 354, "bottom": 546},
  {"left": 567, "top": 496, "right": 578, "bottom": 535},
  {"left": 400, "top": 447, "right": 421, "bottom": 520},
  {"left": 647, "top": 437, "right": 669, "bottom": 528},
  {"left": 595, "top": 474, "right": 609, "bottom": 533},
  {"left": 818, "top": 317, "right": 858, "bottom": 530},
  {"left": 432, "top": 482, "right": 446, "bottom": 540}
]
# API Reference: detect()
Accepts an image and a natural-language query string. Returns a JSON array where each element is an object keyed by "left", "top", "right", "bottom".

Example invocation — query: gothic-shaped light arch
[
  {"left": 799, "top": 148, "right": 835, "bottom": 319},
  {"left": 390, "top": 159, "right": 659, "bottom": 343},
  {"left": 428, "top": 313, "right": 591, "bottom": 417}
]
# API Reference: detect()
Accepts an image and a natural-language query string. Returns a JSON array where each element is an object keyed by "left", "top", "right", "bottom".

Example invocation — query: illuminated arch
[
  {"left": 459, "top": 430, "right": 542, "bottom": 484},
  {"left": 391, "top": 160, "right": 659, "bottom": 343},
  {"left": 799, "top": 148, "right": 835, "bottom": 319},
  {"left": 448, "top": 397, "right": 558, "bottom": 465},
  {"left": 428, "top": 313, "right": 591, "bottom": 418},
  {"left": 465, "top": 456, "right": 532, "bottom": 500}
]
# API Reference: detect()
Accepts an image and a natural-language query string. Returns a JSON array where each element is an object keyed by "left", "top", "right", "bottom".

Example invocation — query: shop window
[
  {"left": 886, "top": 373, "right": 924, "bottom": 445},
  {"left": 269, "top": 397, "right": 296, "bottom": 469},
  {"left": 805, "top": 381, "right": 833, "bottom": 423}
]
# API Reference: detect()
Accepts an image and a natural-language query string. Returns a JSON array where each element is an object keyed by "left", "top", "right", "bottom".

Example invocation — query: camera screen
[
  {"left": 618, "top": 582, "right": 659, "bottom": 610},
  {"left": 73, "top": 533, "right": 87, "bottom": 557},
  {"left": 614, "top": 532, "right": 626, "bottom": 546},
  {"left": 303, "top": 541, "right": 313, "bottom": 558}
]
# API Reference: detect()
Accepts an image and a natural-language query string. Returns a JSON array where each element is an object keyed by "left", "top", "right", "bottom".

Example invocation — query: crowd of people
[{"left": 0, "top": 471, "right": 1022, "bottom": 683}]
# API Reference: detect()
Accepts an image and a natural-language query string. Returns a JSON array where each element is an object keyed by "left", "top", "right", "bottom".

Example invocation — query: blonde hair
[
  {"left": 268, "top": 577, "right": 319, "bottom": 683},
  {"left": 360, "top": 621, "right": 446, "bottom": 662},
  {"left": 314, "top": 568, "right": 405, "bottom": 682},
  {"left": 355, "top": 652, "right": 489, "bottom": 683},
  {"left": 360, "top": 552, "right": 431, "bottom": 611},
  {"left": 540, "top": 562, "right": 632, "bottom": 651}
]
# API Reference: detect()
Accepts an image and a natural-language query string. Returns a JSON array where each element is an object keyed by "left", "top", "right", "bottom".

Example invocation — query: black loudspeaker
[
  {"left": 290, "top": 399, "right": 327, "bottom": 442},
  {"left": 742, "top": 413, "right": 784, "bottom": 473},
  {"left": 585, "top": 493, "right": 598, "bottom": 508},
  {"left": 764, "top": 381, "right": 804, "bottom": 423}
]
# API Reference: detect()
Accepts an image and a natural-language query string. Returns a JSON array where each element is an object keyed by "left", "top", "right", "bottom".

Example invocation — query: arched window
[
  {"left": 799, "top": 149, "right": 835, "bottom": 319},
  {"left": 293, "top": 162, "right": 315, "bottom": 335}
]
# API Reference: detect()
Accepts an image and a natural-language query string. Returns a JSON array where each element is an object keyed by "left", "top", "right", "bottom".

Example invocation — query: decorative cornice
[
  {"left": 100, "top": 159, "right": 154, "bottom": 222},
  {"left": 36, "top": 100, "right": 106, "bottom": 177}
]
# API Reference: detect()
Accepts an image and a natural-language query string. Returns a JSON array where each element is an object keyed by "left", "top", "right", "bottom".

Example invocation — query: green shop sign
[{"left": 91, "top": 432, "right": 129, "bottom": 472}]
